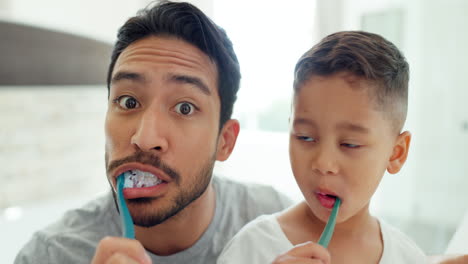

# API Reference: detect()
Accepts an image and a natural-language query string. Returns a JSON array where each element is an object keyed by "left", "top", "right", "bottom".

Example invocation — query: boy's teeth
[{"left": 123, "top": 169, "right": 163, "bottom": 188}]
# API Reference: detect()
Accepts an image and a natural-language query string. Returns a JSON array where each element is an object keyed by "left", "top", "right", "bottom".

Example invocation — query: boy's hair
[
  {"left": 107, "top": 1, "right": 241, "bottom": 129},
  {"left": 294, "top": 31, "right": 409, "bottom": 132}
]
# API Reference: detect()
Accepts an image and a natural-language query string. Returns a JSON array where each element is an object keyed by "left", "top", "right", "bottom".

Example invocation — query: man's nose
[
  {"left": 311, "top": 144, "right": 339, "bottom": 176},
  {"left": 131, "top": 108, "right": 169, "bottom": 153}
]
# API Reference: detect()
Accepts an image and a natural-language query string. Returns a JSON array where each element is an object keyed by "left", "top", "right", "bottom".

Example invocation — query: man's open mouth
[{"left": 122, "top": 169, "right": 165, "bottom": 188}]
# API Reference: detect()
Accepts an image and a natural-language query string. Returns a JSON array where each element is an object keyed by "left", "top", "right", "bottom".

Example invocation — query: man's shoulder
[
  {"left": 213, "top": 176, "right": 293, "bottom": 220},
  {"left": 43, "top": 192, "right": 118, "bottom": 237},
  {"left": 14, "top": 192, "right": 119, "bottom": 264}
]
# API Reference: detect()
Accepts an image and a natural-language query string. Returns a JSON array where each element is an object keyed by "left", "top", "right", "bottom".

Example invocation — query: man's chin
[
  {"left": 126, "top": 198, "right": 176, "bottom": 227},
  {"left": 127, "top": 197, "right": 157, "bottom": 205}
]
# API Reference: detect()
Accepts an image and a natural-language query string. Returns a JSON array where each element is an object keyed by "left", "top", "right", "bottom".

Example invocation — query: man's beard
[{"left": 106, "top": 151, "right": 215, "bottom": 227}]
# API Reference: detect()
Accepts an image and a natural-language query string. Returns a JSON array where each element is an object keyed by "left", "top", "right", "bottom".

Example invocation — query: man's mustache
[{"left": 107, "top": 151, "right": 181, "bottom": 184}]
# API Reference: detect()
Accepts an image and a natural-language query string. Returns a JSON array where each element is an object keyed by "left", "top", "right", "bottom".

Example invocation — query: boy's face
[{"left": 289, "top": 72, "right": 410, "bottom": 224}]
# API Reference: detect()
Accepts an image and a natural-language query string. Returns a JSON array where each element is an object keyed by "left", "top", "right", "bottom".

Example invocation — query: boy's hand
[
  {"left": 437, "top": 254, "right": 468, "bottom": 264},
  {"left": 91, "top": 236, "right": 152, "bottom": 264},
  {"left": 272, "top": 241, "right": 331, "bottom": 264}
]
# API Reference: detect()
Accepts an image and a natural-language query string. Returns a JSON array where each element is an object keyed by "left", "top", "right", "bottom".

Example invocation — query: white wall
[
  {"left": 0, "top": 0, "right": 214, "bottom": 42},
  {"left": 411, "top": 0, "right": 468, "bottom": 227}
]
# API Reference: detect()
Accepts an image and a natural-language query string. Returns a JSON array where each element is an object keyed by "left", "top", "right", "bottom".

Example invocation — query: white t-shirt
[{"left": 217, "top": 214, "right": 428, "bottom": 264}]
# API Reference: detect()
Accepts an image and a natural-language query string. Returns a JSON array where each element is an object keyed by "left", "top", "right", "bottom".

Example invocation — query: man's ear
[
  {"left": 387, "top": 131, "right": 412, "bottom": 174},
  {"left": 216, "top": 119, "right": 240, "bottom": 161}
]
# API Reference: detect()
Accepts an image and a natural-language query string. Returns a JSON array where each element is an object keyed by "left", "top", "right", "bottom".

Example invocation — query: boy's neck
[
  {"left": 322, "top": 203, "right": 383, "bottom": 263},
  {"left": 329, "top": 203, "right": 377, "bottom": 237},
  {"left": 300, "top": 201, "right": 380, "bottom": 239},
  {"left": 280, "top": 201, "right": 383, "bottom": 263}
]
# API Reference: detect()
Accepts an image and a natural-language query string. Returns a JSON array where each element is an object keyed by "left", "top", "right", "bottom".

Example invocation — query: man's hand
[
  {"left": 91, "top": 237, "right": 152, "bottom": 264},
  {"left": 272, "top": 241, "right": 331, "bottom": 264}
]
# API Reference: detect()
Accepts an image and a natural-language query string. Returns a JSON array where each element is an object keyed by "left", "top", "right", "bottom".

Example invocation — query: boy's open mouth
[{"left": 316, "top": 192, "right": 339, "bottom": 209}]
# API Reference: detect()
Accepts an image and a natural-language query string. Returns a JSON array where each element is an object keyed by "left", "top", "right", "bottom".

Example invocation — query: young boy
[{"left": 217, "top": 31, "right": 427, "bottom": 264}]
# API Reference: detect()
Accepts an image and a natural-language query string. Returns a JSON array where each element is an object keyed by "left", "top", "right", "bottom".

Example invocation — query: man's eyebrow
[
  {"left": 169, "top": 74, "right": 211, "bottom": 96},
  {"left": 111, "top": 71, "right": 146, "bottom": 84},
  {"left": 336, "top": 122, "right": 370, "bottom": 134}
]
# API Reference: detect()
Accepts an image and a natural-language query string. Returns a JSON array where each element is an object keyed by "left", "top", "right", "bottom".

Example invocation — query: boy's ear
[
  {"left": 387, "top": 131, "right": 412, "bottom": 174},
  {"left": 216, "top": 119, "right": 240, "bottom": 161}
]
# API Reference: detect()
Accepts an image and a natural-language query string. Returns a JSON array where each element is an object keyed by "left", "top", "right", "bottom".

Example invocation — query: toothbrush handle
[
  {"left": 317, "top": 198, "right": 341, "bottom": 248},
  {"left": 117, "top": 174, "right": 135, "bottom": 239}
]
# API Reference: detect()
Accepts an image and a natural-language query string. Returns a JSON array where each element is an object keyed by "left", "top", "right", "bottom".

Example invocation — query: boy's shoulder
[
  {"left": 379, "top": 219, "right": 428, "bottom": 264},
  {"left": 217, "top": 214, "right": 293, "bottom": 264}
]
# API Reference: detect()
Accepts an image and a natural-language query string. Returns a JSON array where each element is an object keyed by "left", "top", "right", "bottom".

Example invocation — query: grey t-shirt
[{"left": 15, "top": 176, "right": 293, "bottom": 264}]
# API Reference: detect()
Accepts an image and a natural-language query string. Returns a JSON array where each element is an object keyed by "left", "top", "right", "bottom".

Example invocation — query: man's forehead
[
  {"left": 112, "top": 36, "right": 218, "bottom": 93},
  {"left": 115, "top": 36, "right": 217, "bottom": 74}
]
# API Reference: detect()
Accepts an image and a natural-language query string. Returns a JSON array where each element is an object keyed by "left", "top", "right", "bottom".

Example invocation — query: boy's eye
[
  {"left": 114, "top": 95, "right": 140, "bottom": 109},
  {"left": 297, "top": 136, "right": 315, "bottom": 142},
  {"left": 341, "top": 143, "right": 361, "bottom": 149},
  {"left": 175, "top": 102, "right": 195, "bottom": 115}
]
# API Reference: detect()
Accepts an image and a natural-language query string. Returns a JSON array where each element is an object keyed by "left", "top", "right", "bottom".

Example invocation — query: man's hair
[
  {"left": 107, "top": 1, "right": 240, "bottom": 128},
  {"left": 294, "top": 31, "right": 409, "bottom": 132}
]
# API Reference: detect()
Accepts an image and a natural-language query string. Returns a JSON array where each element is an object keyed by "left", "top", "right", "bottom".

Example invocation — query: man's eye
[
  {"left": 175, "top": 102, "right": 195, "bottom": 115},
  {"left": 114, "top": 96, "right": 140, "bottom": 109}
]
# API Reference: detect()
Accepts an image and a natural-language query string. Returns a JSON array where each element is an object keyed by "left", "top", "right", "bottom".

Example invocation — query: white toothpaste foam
[{"left": 123, "top": 170, "right": 162, "bottom": 188}]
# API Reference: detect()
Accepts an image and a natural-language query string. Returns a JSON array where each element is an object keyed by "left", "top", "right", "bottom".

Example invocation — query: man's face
[
  {"left": 105, "top": 36, "right": 223, "bottom": 227},
  {"left": 289, "top": 72, "right": 406, "bottom": 224}
]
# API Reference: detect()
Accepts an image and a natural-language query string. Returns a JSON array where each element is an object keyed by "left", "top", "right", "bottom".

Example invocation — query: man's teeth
[{"left": 123, "top": 170, "right": 163, "bottom": 188}]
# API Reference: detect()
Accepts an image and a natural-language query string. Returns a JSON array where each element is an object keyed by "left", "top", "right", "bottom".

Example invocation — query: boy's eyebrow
[
  {"left": 293, "top": 118, "right": 370, "bottom": 134},
  {"left": 167, "top": 73, "right": 211, "bottom": 96},
  {"left": 292, "top": 118, "right": 317, "bottom": 128},
  {"left": 336, "top": 122, "right": 370, "bottom": 134},
  {"left": 111, "top": 71, "right": 146, "bottom": 84}
]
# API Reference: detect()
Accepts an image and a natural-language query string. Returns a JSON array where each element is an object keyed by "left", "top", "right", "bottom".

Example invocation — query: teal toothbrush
[
  {"left": 117, "top": 173, "right": 135, "bottom": 239},
  {"left": 317, "top": 197, "right": 341, "bottom": 248}
]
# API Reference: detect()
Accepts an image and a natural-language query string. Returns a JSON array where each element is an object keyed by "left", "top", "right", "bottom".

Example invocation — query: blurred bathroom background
[{"left": 1, "top": 0, "right": 467, "bottom": 262}]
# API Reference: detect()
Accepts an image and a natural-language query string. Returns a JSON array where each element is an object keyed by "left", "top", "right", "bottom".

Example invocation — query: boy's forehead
[
  {"left": 296, "top": 72, "right": 381, "bottom": 109},
  {"left": 307, "top": 72, "right": 372, "bottom": 90},
  {"left": 292, "top": 72, "right": 394, "bottom": 133}
]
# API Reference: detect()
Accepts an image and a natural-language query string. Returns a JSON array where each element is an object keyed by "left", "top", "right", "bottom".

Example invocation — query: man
[{"left": 14, "top": 1, "right": 292, "bottom": 264}]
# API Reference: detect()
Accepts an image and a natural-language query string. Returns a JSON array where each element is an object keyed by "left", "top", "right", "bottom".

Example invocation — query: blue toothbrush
[
  {"left": 117, "top": 173, "right": 135, "bottom": 239},
  {"left": 317, "top": 197, "right": 341, "bottom": 248}
]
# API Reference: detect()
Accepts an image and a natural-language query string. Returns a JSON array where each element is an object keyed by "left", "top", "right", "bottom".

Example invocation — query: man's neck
[{"left": 134, "top": 183, "right": 216, "bottom": 256}]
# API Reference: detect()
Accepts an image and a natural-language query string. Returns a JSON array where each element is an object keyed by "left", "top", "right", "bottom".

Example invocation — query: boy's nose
[
  {"left": 311, "top": 146, "right": 339, "bottom": 175},
  {"left": 131, "top": 109, "right": 169, "bottom": 153}
]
